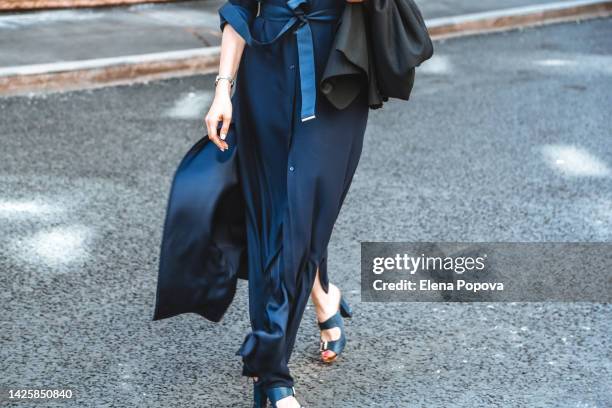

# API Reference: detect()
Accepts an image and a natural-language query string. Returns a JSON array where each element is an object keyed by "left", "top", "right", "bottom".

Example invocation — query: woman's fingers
[
  {"left": 219, "top": 115, "right": 231, "bottom": 142},
  {"left": 205, "top": 114, "right": 221, "bottom": 150},
  {"left": 205, "top": 113, "right": 229, "bottom": 151},
  {"left": 204, "top": 93, "right": 232, "bottom": 151}
]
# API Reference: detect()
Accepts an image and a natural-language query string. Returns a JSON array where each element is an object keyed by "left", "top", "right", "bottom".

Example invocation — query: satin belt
[{"left": 221, "top": 0, "right": 341, "bottom": 121}]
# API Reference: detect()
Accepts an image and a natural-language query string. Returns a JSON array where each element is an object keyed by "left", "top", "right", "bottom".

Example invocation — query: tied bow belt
[{"left": 219, "top": 0, "right": 341, "bottom": 122}]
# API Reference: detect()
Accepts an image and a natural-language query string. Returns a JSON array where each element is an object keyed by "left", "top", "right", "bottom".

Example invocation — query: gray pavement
[
  {"left": 422, "top": 0, "right": 582, "bottom": 18},
  {"left": 0, "top": 0, "right": 586, "bottom": 68},
  {"left": 0, "top": 1, "right": 224, "bottom": 67},
  {"left": 1, "top": 17, "right": 611, "bottom": 407}
]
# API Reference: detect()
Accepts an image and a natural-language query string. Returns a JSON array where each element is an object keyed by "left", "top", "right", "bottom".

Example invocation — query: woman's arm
[
  {"left": 207, "top": 0, "right": 363, "bottom": 151},
  {"left": 204, "top": 24, "right": 246, "bottom": 152}
]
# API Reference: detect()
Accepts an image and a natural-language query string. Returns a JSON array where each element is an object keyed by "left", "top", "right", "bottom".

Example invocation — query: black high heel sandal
[
  {"left": 266, "top": 387, "right": 302, "bottom": 408},
  {"left": 318, "top": 296, "right": 352, "bottom": 363},
  {"left": 253, "top": 379, "right": 268, "bottom": 408}
]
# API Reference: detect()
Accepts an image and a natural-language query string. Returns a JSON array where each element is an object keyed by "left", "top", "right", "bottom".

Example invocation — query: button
[
  {"left": 289, "top": 166, "right": 295, "bottom": 171},
  {"left": 289, "top": 65, "right": 295, "bottom": 70}
]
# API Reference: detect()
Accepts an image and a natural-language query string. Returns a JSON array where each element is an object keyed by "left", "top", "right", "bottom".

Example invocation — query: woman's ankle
[{"left": 312, "top": 283, "right": 341, "bottom": 322}]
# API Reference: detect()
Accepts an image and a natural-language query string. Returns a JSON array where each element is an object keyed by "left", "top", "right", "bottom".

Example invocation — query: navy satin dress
[{"left": 153, "top": 0, "right": 369, "bottom": 391}]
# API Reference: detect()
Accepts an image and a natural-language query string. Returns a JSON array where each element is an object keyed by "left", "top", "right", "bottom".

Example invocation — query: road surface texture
[{"left": 1, "top": 18, "right": 611, "bottom": 408}]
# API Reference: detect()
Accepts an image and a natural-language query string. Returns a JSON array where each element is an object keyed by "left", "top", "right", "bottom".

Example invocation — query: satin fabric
[
  {"left": 153, "top": 0, "right": 369, "bottom": 390},
  {"left": 153, "top": 129, "right": 246, "bottom": 323}
]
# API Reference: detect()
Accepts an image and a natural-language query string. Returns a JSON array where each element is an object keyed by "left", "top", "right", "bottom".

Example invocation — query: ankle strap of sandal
[{"left": 318, "top": 311, "right": 343, "bottom": 330}]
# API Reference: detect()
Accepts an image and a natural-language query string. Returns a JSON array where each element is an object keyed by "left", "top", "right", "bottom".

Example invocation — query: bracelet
[{"left": 215, "top": 75, "right": 235, "bottom": 88}]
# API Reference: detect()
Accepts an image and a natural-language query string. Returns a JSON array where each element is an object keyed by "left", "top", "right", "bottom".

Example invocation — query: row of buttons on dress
[
  {"left": 288, "top": 50, "right": 296, "bottom": 170},
  {"left": 288, "top": 61, "right": 295, "bottom": 172}
]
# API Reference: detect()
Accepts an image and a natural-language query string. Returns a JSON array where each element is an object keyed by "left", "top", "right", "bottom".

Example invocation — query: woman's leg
[
  {"left": 242, "top": 245, "right": 307, "bottom": 408},
  {"left": 310, "top": 268, "right": 343, "bottom": 361}
]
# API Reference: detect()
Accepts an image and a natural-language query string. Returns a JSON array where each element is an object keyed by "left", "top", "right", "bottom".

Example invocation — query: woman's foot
[{"left": 311, "top": 282, "right": 343, "bottom": 362}]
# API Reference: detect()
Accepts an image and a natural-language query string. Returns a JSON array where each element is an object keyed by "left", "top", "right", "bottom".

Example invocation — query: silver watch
[{"left": 215, "top": 75, "right": 235, "bottom": 88}]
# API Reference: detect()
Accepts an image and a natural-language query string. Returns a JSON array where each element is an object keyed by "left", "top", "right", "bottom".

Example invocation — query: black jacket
[{"left": 321, "top": 0, "right": 433, "bottom": 110}]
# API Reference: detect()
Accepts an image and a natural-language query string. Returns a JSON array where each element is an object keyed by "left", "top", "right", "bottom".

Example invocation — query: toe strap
[{"left": 320, "top": 336, "right": 346, "bottom": 354}]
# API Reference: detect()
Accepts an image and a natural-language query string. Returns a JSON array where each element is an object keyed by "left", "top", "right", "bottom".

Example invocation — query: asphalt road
[{"left": 1, "top": 18, "right": 611, "bottom": 407}]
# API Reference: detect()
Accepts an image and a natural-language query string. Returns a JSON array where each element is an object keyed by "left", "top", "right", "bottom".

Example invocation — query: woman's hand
[{"left": 204, "top": 80, "right": 232, "bottom": 151}]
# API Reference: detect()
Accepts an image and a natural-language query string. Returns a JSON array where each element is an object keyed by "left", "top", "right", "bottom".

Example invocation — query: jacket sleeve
[{"left": 219, "top": 0, "right": 258, "bottom": 42}]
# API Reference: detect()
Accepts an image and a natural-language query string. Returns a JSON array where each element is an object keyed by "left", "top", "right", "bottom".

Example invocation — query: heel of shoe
[
  {"left": 339, "top": 296, "right": 352, "bottom": 318},
  {"left": 253, "top": 380, "right": 268, "bottom": 408}
]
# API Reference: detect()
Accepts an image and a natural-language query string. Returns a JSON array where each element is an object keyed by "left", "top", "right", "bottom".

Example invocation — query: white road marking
[
  {"left": 541, "top": 144, "right": 611, "bottom": 177},
  {"left": 535, "top": 59, "right": 576, "bottom": 67},
  {"left": 0, "top": 200, "right": 55, "bottom": 216},
  {"left": 164, "top": 91, "right": 212, "bottom": 119},
  {"left": 15, "top": 225, "right": 92, "bottom": 267},
  {"left": 533, "top": 55, "right": 612, "bottom": 74},
  {"left": 419, "top": 55, "right": 452, "bottom": 75}
]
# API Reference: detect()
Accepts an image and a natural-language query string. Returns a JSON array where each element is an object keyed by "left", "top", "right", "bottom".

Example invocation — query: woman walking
[
  {"left": 154, "top": 0, "right": 372, "bottom": 405},
  {"left": 204, "top": 0, "right": 368, "bottom": 406},
  {"left": 154, "top": 0, "right": 432, "bottom": 404}
]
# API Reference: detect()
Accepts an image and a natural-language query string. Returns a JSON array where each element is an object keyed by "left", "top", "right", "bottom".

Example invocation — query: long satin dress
[
  {"left": 220, "top": 0, "right": 370, "bottom": 389},
  {"left": 153, "top": 0, "right": 369, "bottom": 392}
]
